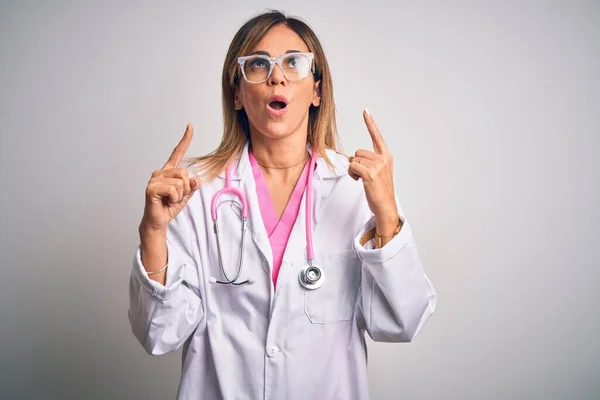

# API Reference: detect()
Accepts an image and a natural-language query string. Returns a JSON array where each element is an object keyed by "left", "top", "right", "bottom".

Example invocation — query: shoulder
[
  {"left": 319, "top": 149, "right": 369, "bottom": 208},
  {"left": 325, "top": 149, "right": 350, "bottom": 167},
  {"left": 318, "top": 148, "right": 350, "bottom": 179}
]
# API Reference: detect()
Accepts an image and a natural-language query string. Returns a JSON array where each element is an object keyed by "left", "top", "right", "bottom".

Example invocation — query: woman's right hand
[{"left": 140, "top": 123, "right": 201, "bottom": 234}]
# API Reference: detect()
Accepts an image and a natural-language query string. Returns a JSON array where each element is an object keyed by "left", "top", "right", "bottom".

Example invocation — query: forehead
[{"left": 251, "top": 24, "right": 309, "bottom": 56}]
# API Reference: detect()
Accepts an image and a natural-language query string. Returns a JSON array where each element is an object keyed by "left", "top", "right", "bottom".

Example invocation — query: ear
[
  {"left": 234, "top": 88, "right": 244, "bottom": 110},
  {"left": 312, "top": 80, "right": 321, "bottom": 107}
]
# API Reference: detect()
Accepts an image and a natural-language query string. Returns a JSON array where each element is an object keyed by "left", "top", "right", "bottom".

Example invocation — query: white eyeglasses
[{"left": 237, "top": 52, "right": 315, "bottom": 83}]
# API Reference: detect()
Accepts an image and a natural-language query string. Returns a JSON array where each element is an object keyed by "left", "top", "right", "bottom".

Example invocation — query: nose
[{"left": 268, "top": 64, "right": 286, "bottom": 86}]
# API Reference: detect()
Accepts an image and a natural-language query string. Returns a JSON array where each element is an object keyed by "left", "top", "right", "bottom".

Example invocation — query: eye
[
  {"left": 248, "top": 57, "right": 269, "bottom": 70},
  {"left": 283, "top": 54, "right": 309, "bottom": 70},
  {"left": 285, "top": 56, "right": 300, "bottom": 68}
]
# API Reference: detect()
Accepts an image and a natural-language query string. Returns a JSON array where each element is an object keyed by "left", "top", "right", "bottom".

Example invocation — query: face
[{"left": 234, "top": 24, "right": 321, "bottom": 141}]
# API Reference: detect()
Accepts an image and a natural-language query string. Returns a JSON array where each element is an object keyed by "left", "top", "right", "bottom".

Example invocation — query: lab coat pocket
[{"left": 304, "top": 251, "right": 361, "bottom": 324}]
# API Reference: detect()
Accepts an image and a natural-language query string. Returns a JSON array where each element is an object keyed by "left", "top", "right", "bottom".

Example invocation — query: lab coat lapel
[
  {"left": 309, "top": 145, "right": 347, "bottom": 229},
  {"left": 228, "top": 143, "right": 274, "bottom": 269}
]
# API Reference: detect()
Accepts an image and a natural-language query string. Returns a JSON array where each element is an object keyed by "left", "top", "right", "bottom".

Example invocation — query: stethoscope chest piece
[{"left": 299, "top": 264, "right": 325, "bottom": 290}]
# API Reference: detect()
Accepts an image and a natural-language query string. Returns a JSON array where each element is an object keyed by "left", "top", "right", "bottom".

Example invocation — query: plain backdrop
[{"left": 1, "top": 1, "right": 599, "bottom": 399}]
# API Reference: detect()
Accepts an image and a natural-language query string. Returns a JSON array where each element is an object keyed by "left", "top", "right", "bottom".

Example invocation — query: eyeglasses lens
[{"left": 243, "top": 53, "right": 311, "bottom": 83}]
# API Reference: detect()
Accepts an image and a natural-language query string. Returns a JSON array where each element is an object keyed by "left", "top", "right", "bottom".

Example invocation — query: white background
[{"left": 1, "top": 1, "right": 598, "bottom": 399}]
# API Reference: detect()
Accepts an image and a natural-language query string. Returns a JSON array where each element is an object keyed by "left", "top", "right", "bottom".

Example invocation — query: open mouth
[
  {"left": 268, "top": 100, "right": 287, "bottom": 110},
  {"left": 267, "top": 95, "right": 289, "bottom": 113}
]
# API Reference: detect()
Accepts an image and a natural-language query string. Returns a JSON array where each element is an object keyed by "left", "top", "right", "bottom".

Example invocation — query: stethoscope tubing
[{"left": 210, "top": 148, "right": 321, "bottom": 288}]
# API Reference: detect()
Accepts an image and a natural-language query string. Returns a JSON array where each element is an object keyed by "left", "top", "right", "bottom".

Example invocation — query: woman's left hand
[{"left": 348, "top": 109, "right": 400, "bottom": 233}]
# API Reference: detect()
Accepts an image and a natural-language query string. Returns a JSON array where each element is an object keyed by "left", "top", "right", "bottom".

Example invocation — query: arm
[
  {"left": 347, "top": 109, "right": 436, "bottom": 341},
  {"left": 354, "top": 200, "right": 436, "bottom": 342},
  {"left": 128, "top": 210, "right": 204, "bottom": 355}
]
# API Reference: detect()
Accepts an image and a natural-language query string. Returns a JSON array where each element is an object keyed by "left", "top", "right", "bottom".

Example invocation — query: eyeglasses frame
[{"left": 237, "top": 52, "right": 317, "bottom": 84}]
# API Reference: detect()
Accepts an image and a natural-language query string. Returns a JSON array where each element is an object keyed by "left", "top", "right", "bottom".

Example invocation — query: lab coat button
[{"left": 266, "top": 345, "right": 280, "bottom": 358}]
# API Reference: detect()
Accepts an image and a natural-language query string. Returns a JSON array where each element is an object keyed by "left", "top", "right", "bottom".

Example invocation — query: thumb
[
  {"left": 190, "top": 177, "right": 201, "bottom": 191},
  {"left": 178, "top": 178, "right": 200, "bottom": 205}
]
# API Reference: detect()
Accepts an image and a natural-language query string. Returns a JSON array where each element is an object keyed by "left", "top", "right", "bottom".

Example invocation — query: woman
[{"left": 128, "top": 9, "right": 436, "bottom": 400}]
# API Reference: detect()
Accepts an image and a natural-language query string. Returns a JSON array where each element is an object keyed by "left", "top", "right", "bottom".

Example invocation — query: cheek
[
  {"left": 297, "top": 82, "right": 316, "bottom": 104},
  {"left": 289, "top": 84, "right": 316, "bottom": 119},
  {"left": 241, "top": 90, "right": 263, "bottom": 114}
]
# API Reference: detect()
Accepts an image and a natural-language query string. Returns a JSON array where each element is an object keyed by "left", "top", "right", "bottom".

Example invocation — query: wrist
[
  {"left": 375, "top": 210, "right": 400, "bottom": 236},
  {"left": 138, "top": 222, "right": 168, "bottom": 283},
  {"left": 375, "top": 216, "right": 402, "bottom": 249},
  {"left": 139, "top": 220, "right": 167, "bottom": 239}
]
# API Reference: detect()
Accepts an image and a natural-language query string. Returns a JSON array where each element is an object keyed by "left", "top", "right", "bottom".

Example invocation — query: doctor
[{"left": 128, "top": 10, "right": 436, "bottom": 400}]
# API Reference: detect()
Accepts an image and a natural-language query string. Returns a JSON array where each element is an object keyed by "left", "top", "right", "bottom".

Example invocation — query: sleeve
[
  {"left": 127, "top": 209, "right": 205, "bottom": 355},
  {"left": 353, "top": 197, "right": 436, "bottom": 342}
]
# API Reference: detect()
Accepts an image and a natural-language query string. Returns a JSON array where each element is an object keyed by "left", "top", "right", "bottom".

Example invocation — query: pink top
[{"left": 249, "top": 150, "right": 310, "bottom": 288}]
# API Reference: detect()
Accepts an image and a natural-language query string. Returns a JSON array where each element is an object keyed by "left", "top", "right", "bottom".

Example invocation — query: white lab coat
[{"left": 128, "top": 142, "right": 436, "bottom": 400}]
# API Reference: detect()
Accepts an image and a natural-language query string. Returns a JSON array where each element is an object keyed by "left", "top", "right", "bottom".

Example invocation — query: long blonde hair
[{"left": 185, "top": 9, "right": 342, "bottom": 181}]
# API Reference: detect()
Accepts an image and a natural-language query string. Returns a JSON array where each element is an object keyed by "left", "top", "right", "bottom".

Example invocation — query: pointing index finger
[
  {"left": 163, "top": 123, "right": 194, "bottom": 169},
  {"left": 363, "top": 109, "right": 387, "bottom": 154}
]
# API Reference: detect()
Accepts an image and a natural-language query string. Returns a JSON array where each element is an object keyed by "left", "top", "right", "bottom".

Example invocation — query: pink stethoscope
[{"left": 208, "top": 148, "right": 324, "bottom": 290}]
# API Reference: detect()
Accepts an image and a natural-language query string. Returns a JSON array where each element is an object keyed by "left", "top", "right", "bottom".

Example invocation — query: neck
[{"left": 249, "top": 129, "right": 309, "bottom": 182}]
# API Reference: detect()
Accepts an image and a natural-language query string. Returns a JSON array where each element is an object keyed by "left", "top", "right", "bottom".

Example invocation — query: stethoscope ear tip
[
  {"left": 248, "top": 276, "right": 256, "bottom": 284},
  {"left": 209, "top": 277, "right": 217, "bottom": 284}
]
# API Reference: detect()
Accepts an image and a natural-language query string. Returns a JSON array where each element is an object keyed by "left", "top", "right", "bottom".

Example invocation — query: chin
[
  {"left": 252, "top": 119, "right": 297, "bottom": 140},
  {"left": 262, "top": 124, "right": 294, "bottom": 138},
  {"left": 248, "top": 109, "right": 308, "bottom": 141}
]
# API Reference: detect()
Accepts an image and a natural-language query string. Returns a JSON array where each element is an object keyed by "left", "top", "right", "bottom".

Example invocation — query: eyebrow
[{"left": 249, "top": 49, "right": 303, "bottom": 56}]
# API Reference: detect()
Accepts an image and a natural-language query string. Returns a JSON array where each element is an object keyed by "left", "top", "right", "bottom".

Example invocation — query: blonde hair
[{"left": 185, "top": 9, "right": 342, "bottom": 181}]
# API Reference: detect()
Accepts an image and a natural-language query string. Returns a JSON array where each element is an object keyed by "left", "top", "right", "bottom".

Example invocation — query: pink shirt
[{"left": 249, "top": 150, "right": 310, "bottom": 288}]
